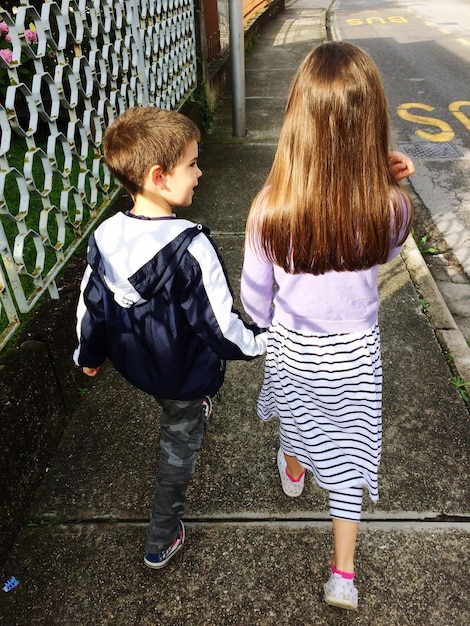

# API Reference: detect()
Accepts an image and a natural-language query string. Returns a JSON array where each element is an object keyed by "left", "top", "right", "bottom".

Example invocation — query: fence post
[{"left": 228, "top": 0, "right": 246, "bottom": 137}]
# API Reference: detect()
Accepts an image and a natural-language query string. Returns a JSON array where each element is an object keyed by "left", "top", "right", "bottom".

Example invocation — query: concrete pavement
[{"left": 1, "top": 3, "right": 469, "bottom": 624}]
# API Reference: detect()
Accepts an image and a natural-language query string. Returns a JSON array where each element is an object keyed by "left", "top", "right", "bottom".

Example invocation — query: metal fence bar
[{"left": 0, "top": 0, "right": 198, "bottom": 351}]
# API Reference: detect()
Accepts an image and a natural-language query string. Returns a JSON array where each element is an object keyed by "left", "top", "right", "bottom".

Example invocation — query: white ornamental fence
[{"left": 0, "top": 0, "right": 198, "bottom": 350}]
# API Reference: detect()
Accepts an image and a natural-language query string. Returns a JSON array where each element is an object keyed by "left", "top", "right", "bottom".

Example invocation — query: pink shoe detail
[
  {"left": 330, "top": 563, "right": 355, "bottom": 580},
  {"left": 285, "top": 466, "right": 306, "bottom": 483}
]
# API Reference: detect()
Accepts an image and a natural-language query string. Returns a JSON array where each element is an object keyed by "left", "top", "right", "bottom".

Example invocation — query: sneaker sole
[
  {"left": 144, "top": 523, "right": 185, "bottom": 569},
  {"left": 324, "top": 594, "right": 357, "bottom": 611}
]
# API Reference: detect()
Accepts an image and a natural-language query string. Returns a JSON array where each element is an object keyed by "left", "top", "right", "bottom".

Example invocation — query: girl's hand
[{"left": 389, "top": 151, "right": 415, "bottom": 181}]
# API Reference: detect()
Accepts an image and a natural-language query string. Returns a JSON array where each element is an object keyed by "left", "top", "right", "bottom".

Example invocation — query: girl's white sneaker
[
  {"left": 324, "top": 572, "right": 358, "bottom": 610},
  {"left": 277, "top": 448, "right": 305, "bottom": 497}
]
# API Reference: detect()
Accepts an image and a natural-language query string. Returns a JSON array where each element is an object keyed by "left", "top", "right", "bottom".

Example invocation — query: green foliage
[
  {"left": 450, "top": 376, "right": 470, "bottom": 402},
  {"left": 419, "top": 298, "right": 429, "bottom": 313},
  {"left": 444, "top": 351, "right": 454, "bottom": 363},
  {"left": 245, "top": 34, "right": 260, "bottom": 54},
  {"left": 189, "top": 82, "right": 213, "bottom": 132},
  {"left": 413, "top": 232, "right": 439, "bottom": 255}
]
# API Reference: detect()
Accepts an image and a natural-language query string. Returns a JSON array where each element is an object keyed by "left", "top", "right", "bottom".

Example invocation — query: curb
[{"left": 401, "top": 234, "right": 470, "bottom": 390}]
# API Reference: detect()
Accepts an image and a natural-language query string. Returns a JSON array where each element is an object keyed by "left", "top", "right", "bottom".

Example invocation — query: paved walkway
[{"left": 1, "top": 3, "right": 469, "bottom": 625}]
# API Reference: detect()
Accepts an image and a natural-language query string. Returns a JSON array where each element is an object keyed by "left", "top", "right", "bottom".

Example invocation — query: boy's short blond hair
[{"left": 103, "top": 106, "right": 201, "bottom": 196}]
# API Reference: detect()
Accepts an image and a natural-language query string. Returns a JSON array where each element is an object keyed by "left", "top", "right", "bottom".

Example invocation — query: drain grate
[{"left": 398, "top": 141, "right": 463, "bottom": 158}]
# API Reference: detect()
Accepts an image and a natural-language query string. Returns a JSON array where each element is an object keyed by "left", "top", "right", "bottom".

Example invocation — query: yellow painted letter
[
  {"left": 449, "top": 101, "right": 470, "bottom": 132},
  {"left": 397, "top": 103, "right": 454, "bottom": 142},
  {"left": 346, "top": 19, "right": 363, "bottom": 26}
]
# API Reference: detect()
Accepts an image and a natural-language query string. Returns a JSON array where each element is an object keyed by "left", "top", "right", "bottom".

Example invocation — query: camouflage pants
[{"left": 146, "top": 397, "right": 208, "bottom": 553}]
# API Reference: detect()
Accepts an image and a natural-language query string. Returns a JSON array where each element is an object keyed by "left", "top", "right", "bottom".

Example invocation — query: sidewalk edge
[{"left": 402, "top": 234, "right": 470, "bottom": 390}]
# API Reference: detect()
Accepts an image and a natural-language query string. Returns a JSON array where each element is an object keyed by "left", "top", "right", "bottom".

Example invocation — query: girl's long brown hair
[{"left": 246, "top": 42, "right": 413, "bottom": 274}]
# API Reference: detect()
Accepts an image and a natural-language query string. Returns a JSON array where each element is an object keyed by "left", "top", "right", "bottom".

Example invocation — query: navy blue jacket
[{"left": 74, "top": 212, "right": 266, "bottom": 400}]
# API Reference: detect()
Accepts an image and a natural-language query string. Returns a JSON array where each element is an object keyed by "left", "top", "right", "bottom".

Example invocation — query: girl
[{"left": 240, "top": 42, "right": 414, "bottom": 611}]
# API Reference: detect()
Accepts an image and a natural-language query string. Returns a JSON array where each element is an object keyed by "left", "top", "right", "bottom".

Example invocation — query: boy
[{"left": 73, "top": 107, "right": 266, "bottom": 568}]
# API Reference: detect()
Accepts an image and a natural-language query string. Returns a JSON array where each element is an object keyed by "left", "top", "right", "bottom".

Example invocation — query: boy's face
[{"left": 164, "top": 139, "right": 202, "bottom": 207}]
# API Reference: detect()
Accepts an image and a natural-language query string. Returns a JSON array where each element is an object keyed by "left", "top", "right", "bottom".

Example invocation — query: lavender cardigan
[{"left": 241, "top": 231, "right": 405, "bottom": 335}]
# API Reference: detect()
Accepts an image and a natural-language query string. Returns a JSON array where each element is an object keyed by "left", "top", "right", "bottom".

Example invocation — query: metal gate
[{"left": 0, "top": 0, "right": 198, "bottom": 350}]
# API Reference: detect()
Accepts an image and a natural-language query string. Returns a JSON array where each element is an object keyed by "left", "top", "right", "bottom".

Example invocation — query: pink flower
[
  {"left": 0, "top": 21, "right": 9, "bottom": 37},
  {"left": 0, "top": 48, "right": 13, "bottom": 64},
  {"left": 25, "top": 28, "right": 38, "bottom": 43}
]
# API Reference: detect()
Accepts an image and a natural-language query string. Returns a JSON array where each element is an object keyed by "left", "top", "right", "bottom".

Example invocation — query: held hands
[
  {"left": 389, "top": 151, "right": 415, "bottom": 181},
  {"left": 78, "top": 155, "right": 414, "bottom": 382}
]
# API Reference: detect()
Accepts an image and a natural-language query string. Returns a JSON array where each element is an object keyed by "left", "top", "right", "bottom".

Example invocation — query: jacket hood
[{"left": 87, "top": 222, "right": 208, "bottom": 309}]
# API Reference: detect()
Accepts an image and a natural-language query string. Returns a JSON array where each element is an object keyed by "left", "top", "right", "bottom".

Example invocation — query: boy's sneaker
[
  {"left": 324, "top": 572, "right": 358, "bottom": 610},
  {"left": 144, "top": 521, "right": 185, "bottom": 569},
  {"left": 202, "top": 395, "right": 212, "bottom": 419},
  {"left": 277, "top": 448, "right": 305, "bottom": 497}
]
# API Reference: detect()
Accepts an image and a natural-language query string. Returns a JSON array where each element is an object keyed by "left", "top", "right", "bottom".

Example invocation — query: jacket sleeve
[
  {"left": 180, "top": 235, "right": 267, "bottom": 361},
  {"left": 73, "top": 264, "right": 109, "bottom": 368},
  {"left": 240, "top": 236, "right": 275, "bottom": 328}
]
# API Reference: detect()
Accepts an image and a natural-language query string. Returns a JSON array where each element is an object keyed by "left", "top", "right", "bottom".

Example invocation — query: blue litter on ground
[{"left": 3, "top": 576, "right": 19, "bottom": 592}]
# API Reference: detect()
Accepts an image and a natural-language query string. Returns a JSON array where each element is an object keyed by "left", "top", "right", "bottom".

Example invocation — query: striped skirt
[{"left": 258, "top": 320, "right": 383, "bottom": 502}]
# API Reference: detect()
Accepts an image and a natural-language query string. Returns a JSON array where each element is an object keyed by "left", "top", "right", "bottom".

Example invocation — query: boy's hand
[
  {"left": 82, "top": 366, "right": 100, "bottom": 377},
  {"left": 389, "top": 151, "right": 415, "bottom": 181}
]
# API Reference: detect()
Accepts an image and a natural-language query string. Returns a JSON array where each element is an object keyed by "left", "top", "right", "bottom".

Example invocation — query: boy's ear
[{"left": 149, "top": 164, "right": 166, "bottom": 189}]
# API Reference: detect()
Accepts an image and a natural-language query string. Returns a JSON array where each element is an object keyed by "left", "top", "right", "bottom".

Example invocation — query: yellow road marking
[
  {"left": 397, "top": 103, "right": 454, "bottom": 142},
  {"left": 449, "top": 102, "right": 470, "bottom": 132}
]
